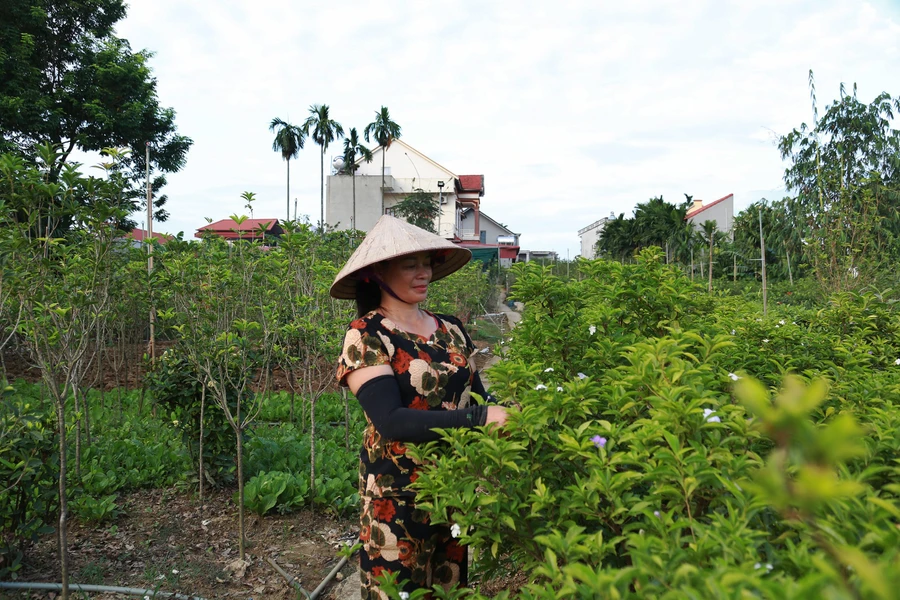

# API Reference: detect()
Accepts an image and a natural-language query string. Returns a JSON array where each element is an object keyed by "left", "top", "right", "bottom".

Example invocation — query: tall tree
[
  {"left": 0, "top": 0, "right": 192, "bottom": 232},
  {"left": 341, "top": 127, "right": 372, "bottom": 230},
  {"left": 303, "top": 104, "right": 343, "bottom": 230},
  {"left": 778, "top": 72, "right": 900, "bottom": 290},
  {"left": 269, "top": 118, "right": 305, "bottom": 222},
  {"left": 364, "top": 106, "right": 402, "bottom": 215}
]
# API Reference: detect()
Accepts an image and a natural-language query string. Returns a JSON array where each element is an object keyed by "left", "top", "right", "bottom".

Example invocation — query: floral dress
[{"left": 337, "top": 309, "right": 479, "bottom": 598}]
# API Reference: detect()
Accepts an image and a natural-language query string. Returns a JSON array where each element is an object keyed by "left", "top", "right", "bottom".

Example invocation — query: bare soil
[{"left": 5, "top": 488, "right": 358, "bottom": 600}]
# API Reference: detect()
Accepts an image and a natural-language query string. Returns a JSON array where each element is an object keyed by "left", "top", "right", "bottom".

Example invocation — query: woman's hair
[{"left": 355, "top": 279, "right": 382, "bottom": 317}]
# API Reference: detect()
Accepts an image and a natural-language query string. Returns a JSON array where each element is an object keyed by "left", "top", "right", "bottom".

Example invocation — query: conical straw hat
[{"left": 330, "top": 215, "right": 472, "bottom": 299}]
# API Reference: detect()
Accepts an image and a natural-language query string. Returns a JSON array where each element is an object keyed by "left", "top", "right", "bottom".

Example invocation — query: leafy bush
[
  {"left": 0, "top": 383, "right": 58, "bottom": 580},
  {"left": 241, "top": 471, "right": 308, "bottom": 516},
  {"left": 145, "top": 347, "right": 236, "bottom": 485},
  {"left": 401, "top": 254, "right": 900, "bottom": 598}
]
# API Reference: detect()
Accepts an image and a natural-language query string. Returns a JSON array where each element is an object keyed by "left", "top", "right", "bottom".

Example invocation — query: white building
[
  {"left": 578, "top": 213, "right": 615, "bottom": 259},
  {"left": 326, "top": 139, "right": 521, "bottom": 264},
  {"left": 326, "top": 139, "right": 471, "bottom": 239},
  {"left": 685, "top": 193, "right": 734, "bottom": 237}
]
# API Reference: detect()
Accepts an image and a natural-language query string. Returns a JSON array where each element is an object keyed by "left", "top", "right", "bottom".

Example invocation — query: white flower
[
  {"left": 544, "top": 367, "right": 554, "bottom": 372},
  {"left": 399, "top": 593, "right": 410, "bottom": 600},
  {"left": 589, "top": 325, "right": 597, "bottom": 336},
  {"left": 775, "top": 324, "right": 779, "bottom": 328},
  {"left": 731, "top": 329, "right": 736, "bottom": 335},
  {"left": 535, "top": 384, "right": 547, "bottom": 391},
  {"left": 728, "top": 373, "right": 740, "bottom": 381},
  {"left": 779, "top": 320, "right": 785, "bottom": 325},
  {"left": 556, "top": 386, "right": 563, "bottom": 392},
  {"left": 172, "top": 569, "right": 179, "bottom": 574},
  {"left": 703, "top": 408, "right": 721, "bottom": 423},
  {"left": 895, "top": 358, "right": 900, "bottom": 365},
  {"left": 653, "top": 510, "right": 660, "bottom": 517},
  {"left": 762, "top": 339, "right": 769, "bottom": 343},
  {"left": 577, "top": 373, "right": 587, "bottom": 380},
  {"left": 450, "top": 523, "right": 462, "bottom": 538}
]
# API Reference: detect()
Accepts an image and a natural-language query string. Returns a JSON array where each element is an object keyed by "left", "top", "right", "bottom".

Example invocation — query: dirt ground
[{"left": 5, "top": 488, "right": 358, "bottom": 600}]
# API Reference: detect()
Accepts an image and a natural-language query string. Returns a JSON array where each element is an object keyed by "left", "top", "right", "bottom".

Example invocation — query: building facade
[
  {"left": 685, "top": 193, "right": 734, "bottom": 237},
  {"left": 326, "top": 139, "right": 521, "bottom": 263},
  {"left": 577, "top": 213, "right": 614, "bottom": 259}
]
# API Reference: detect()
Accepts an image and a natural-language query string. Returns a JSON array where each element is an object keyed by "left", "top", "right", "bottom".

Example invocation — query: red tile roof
[
  {"left": 124, "top": 229, "right": 172, "bottom": 243},
  {"left": 685, "top": 193, "right": 734, "bottom": 219},
  {"left": 457, "top": 175, "right": 484, "bottom": 194},
  {"left": 198, "top": 218, "right": 281, "bottom": 232},
  {"left": 195, "top": 218, "right": 283, "bottom": 240}
]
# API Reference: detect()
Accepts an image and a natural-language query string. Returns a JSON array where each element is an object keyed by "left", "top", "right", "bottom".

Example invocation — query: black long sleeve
[
  {"left": 470, "top": 371, "right": 498, "bottom": 404},
  {"left": 356, "top": 375, "right": 488, "bottom": 443}
]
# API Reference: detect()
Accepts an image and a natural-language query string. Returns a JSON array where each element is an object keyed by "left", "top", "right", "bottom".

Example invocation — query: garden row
[{"left": 399, "top": 249, "right": 900, "bottom": 599}]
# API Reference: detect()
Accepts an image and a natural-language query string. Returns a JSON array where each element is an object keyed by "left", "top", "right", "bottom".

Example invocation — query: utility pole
[
  {"left": 146, "top": 142, "right": 155, "bottom": 364},
  {"left": 759, "top": 208, "right": 768, "bottom": 318}
]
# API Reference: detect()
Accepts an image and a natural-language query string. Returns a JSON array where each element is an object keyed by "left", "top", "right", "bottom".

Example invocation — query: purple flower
[
  {"left": 653, "top": 510, "right": 661, "bottom": 518},
  {"left": 590, "top": 435, "right": 607, "bottom": 448}
]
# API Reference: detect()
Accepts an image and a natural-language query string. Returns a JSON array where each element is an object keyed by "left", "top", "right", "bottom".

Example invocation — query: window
[{"left": 479, "top": 230, "right": 487, "bottom": 244}]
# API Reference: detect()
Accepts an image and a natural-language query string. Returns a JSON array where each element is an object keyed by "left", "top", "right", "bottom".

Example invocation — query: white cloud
[{"left": 105, "top": 0, "right": 900, "bottom": 254}]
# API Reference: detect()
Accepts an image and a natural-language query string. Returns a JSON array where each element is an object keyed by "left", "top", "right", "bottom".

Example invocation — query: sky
[{"left": 104, "top": 0, "right": 900, "bottom": 258}]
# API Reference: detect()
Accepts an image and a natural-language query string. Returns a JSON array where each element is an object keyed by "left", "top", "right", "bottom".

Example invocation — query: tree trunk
[
  {"left": 759, "top": 210, "right": 768, "bottom": 318},
  {"left": 236, "top": 426, "right": 245, "bottom": 560},
  {"left": 286, "top": 159, "right": 291, "bottom": 222},
  {"left": 56, "top": 398, "right": 70, "bottom": 600},
  {"left": 199, "top": 384, "right": 205, "bottom": 509},
  {"left": 352, "top": 167, "right": 357, "bottom": 230},
  {"left": 342, "top": 387, "right": 350, "bottom": 451},
  {"left": 310, "top": 393, "right": 317, "bottom": 497},
  {"left": 319, "top": 149, "right": 325, "bottom": 231},
  {"left": 74, "top": 389, "right": 81, "bottom": 479},
  {"left": 690, "top": 247, "right": 694, "bottom": 281},
  {"left": 708, "top": 237, "right": 714, "bottom": 292},
  {"left": 786, "top": 249, "right": 794, "bottom": 286},
  {"left": 381, "top": 152, "right": 386, "bottom": 215}
]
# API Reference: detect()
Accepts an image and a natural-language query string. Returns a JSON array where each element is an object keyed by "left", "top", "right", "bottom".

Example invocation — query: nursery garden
[{"left": 1, "top": 3, "right": 900, "bottom": 593}]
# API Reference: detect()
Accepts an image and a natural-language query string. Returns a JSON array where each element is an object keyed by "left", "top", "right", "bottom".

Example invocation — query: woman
[{"left": 331, "top": 215, "right": 508, "bottom": 598}]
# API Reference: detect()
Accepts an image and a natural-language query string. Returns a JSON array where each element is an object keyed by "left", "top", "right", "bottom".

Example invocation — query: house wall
[
  {"left": 687, "top": 197, "right": 734, "bottom": 238},
  {"left": 578, "top": 217, "right": 609, "bottom": 259},
  {"left": 328, "top": 141, "right": 458, "bottom": 235},
  {"left": 460, "top": 213, "right": 513, "bottom": 245},
  {"left": 325, "top": 174, "right": 384, "bottom": 231}
]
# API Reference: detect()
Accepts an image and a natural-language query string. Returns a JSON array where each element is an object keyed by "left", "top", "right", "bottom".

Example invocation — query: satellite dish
[{"left": 332, "top": 156, "right": 345, "bottom": 171}]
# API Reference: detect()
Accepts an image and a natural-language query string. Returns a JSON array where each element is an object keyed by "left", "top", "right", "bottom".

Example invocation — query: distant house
[
  {"left": 195, "top": 218, "right": 284, "bottom": 241},
  {"left": 122, "top": 228, "right": 172, "bottom": 248},
  {"left": 517, "top": 249, "right": 558, "bottom": 263},
  {"left": 326, "top": 139, "right": 522, "bottom": 265},
  {"left": 578, "top": 213, "right": 615, "bottom": 259},
  {"left": 685, "top": 194, "right": 734, "bottom": 237},
  {"left": 458, "top": 208, "right": 520, "bottom": 267}
]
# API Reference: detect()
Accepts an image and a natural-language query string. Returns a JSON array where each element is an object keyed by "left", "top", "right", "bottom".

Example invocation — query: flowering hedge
[{"left": 396, "top": 249, "right": 900, "bottom": 598}]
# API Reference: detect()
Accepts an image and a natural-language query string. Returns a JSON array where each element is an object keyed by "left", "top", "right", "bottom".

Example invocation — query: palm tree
[
  {"left": 364, "top": 106, "right": 402, "bottom": 214},
  {"left": 341, "top": 128, "right": 373, "bottom": 230},
  {"left": 269, "top": 118, "right": 305, "bottom": 222},
  {"left": 303, "top": 104, "right": 344, "bottom": 230}
]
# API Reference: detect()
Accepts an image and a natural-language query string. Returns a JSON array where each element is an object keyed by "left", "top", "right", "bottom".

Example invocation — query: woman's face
[{"left": 378, "top": 252, "right": 433, "bottom": 305}]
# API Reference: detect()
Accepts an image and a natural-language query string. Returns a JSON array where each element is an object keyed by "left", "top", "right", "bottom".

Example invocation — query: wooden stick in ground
[{"left": 265, "top": 556, "right": 309, "bottom": 597}]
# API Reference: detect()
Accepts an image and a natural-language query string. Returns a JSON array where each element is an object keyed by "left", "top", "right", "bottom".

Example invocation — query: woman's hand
[{"left": 485, "top": 405, "right": 508, "bottom": 428}]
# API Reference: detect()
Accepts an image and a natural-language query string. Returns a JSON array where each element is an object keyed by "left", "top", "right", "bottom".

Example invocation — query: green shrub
[
  {"left": 0, "top": 382, "right": 58, "bottom": 580},
  {"left": 399, "top": 254, "right": 900, "bottom": 598},
  {"left": 145, "top": 347, "right": 236, "bottom": 485}
]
